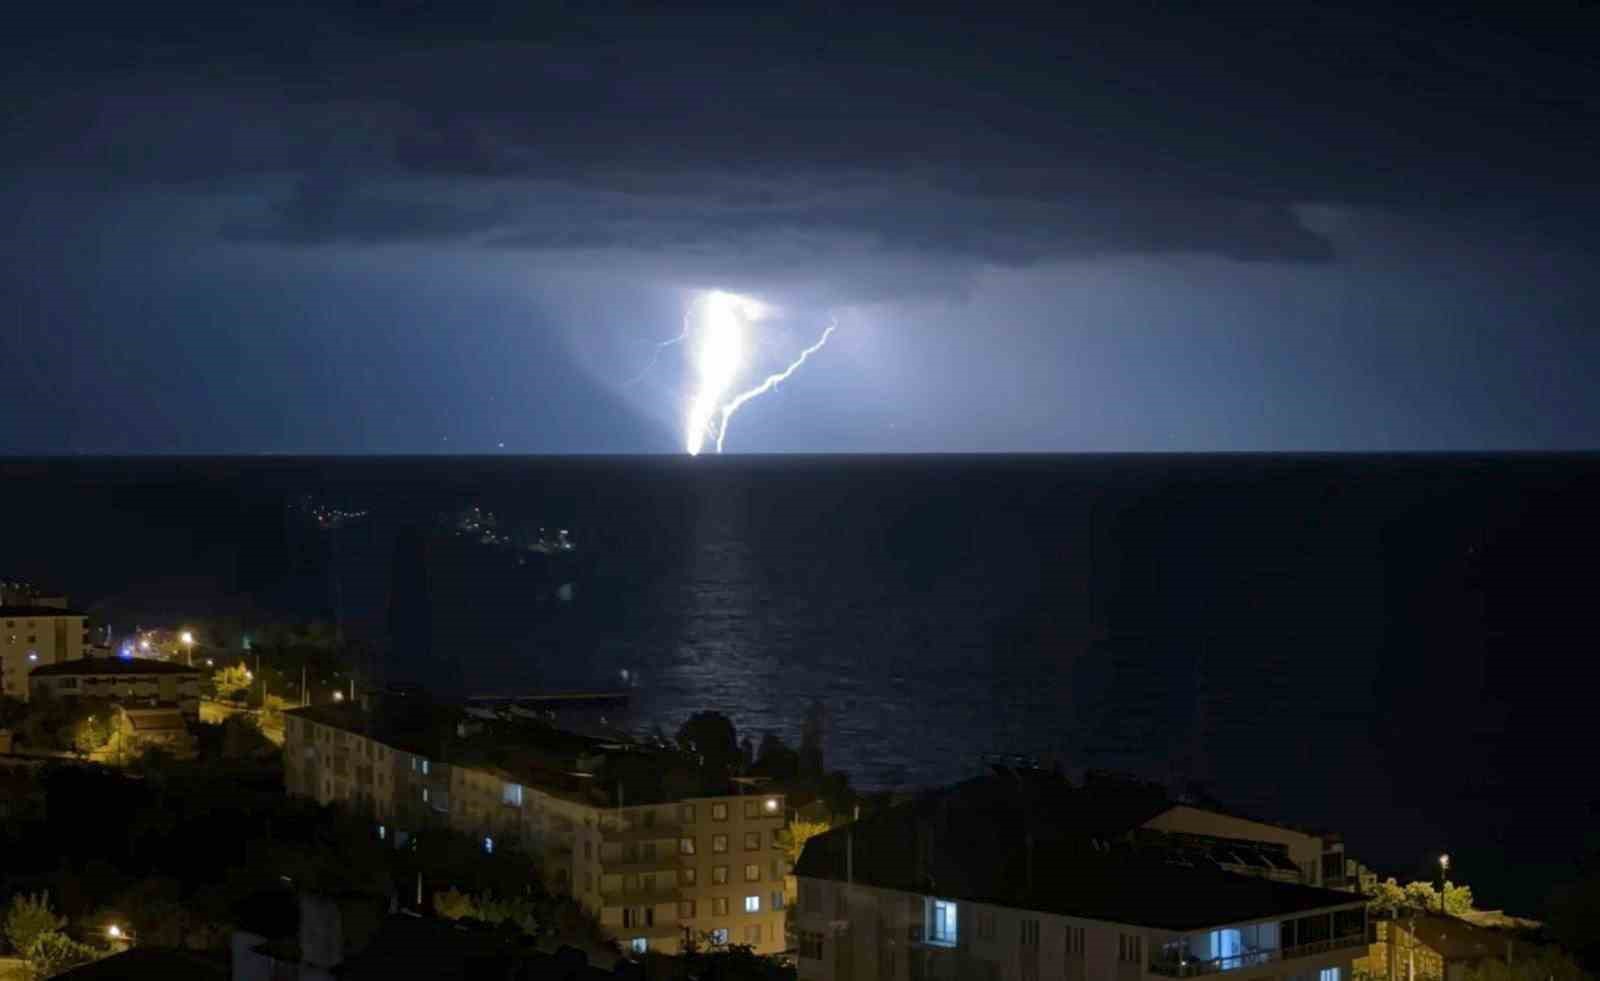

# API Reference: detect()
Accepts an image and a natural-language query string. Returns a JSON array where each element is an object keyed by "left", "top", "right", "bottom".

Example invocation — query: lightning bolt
[
  {"left": 624, "top": 308, "right": 694, "bottom": 388},
  {"left": 714, "top": 319, "right": 836, "bottom": 453}
]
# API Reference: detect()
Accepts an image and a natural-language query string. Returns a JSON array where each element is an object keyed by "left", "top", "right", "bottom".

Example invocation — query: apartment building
[
  {"left": 0, "top": 602, "right": 87, "bottom": 701},
  {"left": 29, "top": 657, "right": 206, "bottom": 717},
  {"left": 282, "top": 696, "right": 788, "bottom": 957},
  {"left": 1074, "top": 772, "right": 1350, "bottom": 889},
  {"left": 792, "top": 772, "right": 1367, "bottom": 981}
]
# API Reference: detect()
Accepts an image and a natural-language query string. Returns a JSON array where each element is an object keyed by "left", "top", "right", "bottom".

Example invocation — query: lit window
[
  {"left": 710, "top": 928, "right": 729, "bottom": 946},
  {"left": 713, "top": 834, "right": 729, "bottom": 853},
  {"left": 744, "top": 864, "right": 761, "bottom": 882},
  {"left": 483, "top": 836, "right": 494, "bottom": 854},
  {"left": 712, "top": 803, "right": 728, "bottom": 821},
  {"left": 713, "top": 866, "right": 729, "bottom": 884},
  {"left": 377, "top": 825, "right": 386, "bottom": 840},
  {"left": 630, "top": 938, "right": 648, "bottom": 955},
  {"left": 421, "top": 760, "right": 430, "bottom": 776},
  {"left": 744, "top": 832, "right": 761, "bottom": 851},
  {"left": 928, "top": 899, "right": 958, "bottom": 946},
  {"left": 744, "top": 895, "right": 761, "bottom": 913},
  {"left": 422, "top": 787, "right": 430, "bottom": 803},
  {"left": 1321, "top": 971, "right": 1341, "bottom": 981},
  {"left": 679, "top": 837, "right": 696, "bottom": 855},
  {"left": 503, "top": 783, "right": 523, "bottom": 806}
]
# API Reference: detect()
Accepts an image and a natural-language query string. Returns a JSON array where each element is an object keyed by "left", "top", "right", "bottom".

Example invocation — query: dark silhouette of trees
[{"left": 676, "top": 711, "right": 740, "bottom": 779}]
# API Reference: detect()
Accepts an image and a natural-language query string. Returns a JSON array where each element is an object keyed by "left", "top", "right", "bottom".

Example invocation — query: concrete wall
[
  {"left": 793, "top": 878, "right": 1361, "bottom": 981},
  {"left": 1, "top": 613, "right": 84, "bottom": 701},
  {"left": 281, "top": 714, "right": 789, "bottom": 955}
]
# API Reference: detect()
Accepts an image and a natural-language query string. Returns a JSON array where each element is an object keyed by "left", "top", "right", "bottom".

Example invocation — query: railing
[{"left": 1147, "top": 934, "right": 1368, "bottom": 977}]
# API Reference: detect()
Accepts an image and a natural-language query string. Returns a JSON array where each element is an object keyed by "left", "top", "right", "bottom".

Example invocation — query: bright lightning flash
[{"left": 682, "top": 290, "right": 834, "bottom": 455}]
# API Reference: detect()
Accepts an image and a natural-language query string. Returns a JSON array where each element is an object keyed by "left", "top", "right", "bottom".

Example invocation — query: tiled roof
[
  {"left": 30, "top": 657, "right": 202, "bottom": 677},
  {"left": 0, "top": 605, "right": 87, "bottom": 617}
]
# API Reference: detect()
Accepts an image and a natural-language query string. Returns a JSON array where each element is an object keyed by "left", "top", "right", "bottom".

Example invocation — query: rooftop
[
  {"left": 287, "top": 694, "right": 747, "bottom": 807},
  {"left": 30, "top": 657, "right": 203, "bottom": 677},
  {"left": 0, "top": 604, "right": 86, "bottom": 617},
  {"left": 794, "top": 774, "right": 1363, "bottom": 931}
]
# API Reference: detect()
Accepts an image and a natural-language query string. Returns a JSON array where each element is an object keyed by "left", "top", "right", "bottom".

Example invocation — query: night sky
[{"left": 3, "top": 2, "right": 1596, "bottom": 454}]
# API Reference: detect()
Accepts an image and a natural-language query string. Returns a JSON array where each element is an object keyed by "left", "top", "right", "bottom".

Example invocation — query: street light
[
  {"left": 180, "top": 630, "right": 195, "bottom": 666},
  {"left": 333, "top": 690, "right": 344, "bottom": 703},
  {"left": 1438, "top": 854, "right": 1450, "bottom": 913},
  {"left": 106, "top": 924, "right": 122, "bottom": 940}
]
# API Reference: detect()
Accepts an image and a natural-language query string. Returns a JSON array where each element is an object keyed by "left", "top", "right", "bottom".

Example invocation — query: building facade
[
  {"left": 1, "top": 604, "right": 88, "bottom": 701},
  {"left": 282, "top": 705, "right": 789, "bottom": 957},
  {"left": 791, "top": 878, "right": 1367, "bottom": 981},
  {"left": 792, "top": 771, "right": 1367, "bottom": 981},
  {"left": 28, "top": 657, "right": 205, "bottom": 717}
]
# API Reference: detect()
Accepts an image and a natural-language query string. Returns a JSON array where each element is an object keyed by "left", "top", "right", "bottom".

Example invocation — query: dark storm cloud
[{"left": 6, "top": 2, "right": 1594, "bottom": 283}]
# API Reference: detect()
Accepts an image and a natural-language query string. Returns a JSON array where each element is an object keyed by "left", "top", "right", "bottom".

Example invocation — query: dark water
[{"left": 4, "top": 454, "right": 1598, "bottom": 912}]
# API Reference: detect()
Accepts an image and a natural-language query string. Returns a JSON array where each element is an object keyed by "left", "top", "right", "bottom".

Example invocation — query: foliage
[
  {"left": 798, "top": 700, "right": 825, "bottom": 777},
  {"left": 431, "top": 889, "right": 537, "bottom": 933},
  {"left": 70, "top": 712, "right": 112, "bottom": 757},
  {"left": 23, "top": 931, "right": 101, "bottom": 979},
  {"left": 1547, "top": 852, "right": 1600, "bottom": 971},
  {"left": 0, "top": 694, "right": 26, "bottom": 729},
  {"left": 1364, "top": 877, "right": 1409, "bottom": 916},
  {"left": 218, "top": 714, "right": 275, "bottom": 759},
  {"left": 751, "top": 732, "right": 800, "bottom": 782},
  {"left": 1364, "top": 876, "right": 1473, "bottom": 916},
  {"left": 639, "top": 943, "right": 796, "bottom": 980},
  {"left": 1461, "top": 947, "right": 1590, "bottom": 981},
  {"left": 211, "top": 664, "right": 252, "bottom": 699},
  {"left": 778, "top": 818, "right": 831, "bottom": 867},
  {"left": 4, "top": 893, "right": 64, "bottom": 958},
  {"left": 677, "top": 711, "right": 741, "bottom": 778}
]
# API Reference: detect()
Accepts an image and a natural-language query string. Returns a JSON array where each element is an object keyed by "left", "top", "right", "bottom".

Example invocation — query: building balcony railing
[
  {"left": 601, "top": 822, "right": 684, "bottom": 842},
  {"left": 601, "top": 886, "right": 685, "bottom": 906},
  {"left": 1147, "top": 934, "right": 1368, "bottom": 977},
  {"left": 602, "top": 855, "right": 687, "bottom": 874}
]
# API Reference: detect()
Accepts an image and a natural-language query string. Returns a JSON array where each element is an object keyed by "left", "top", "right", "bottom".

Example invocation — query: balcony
[
  {"left": 602, "top": 854, "right": 686, "bottom": 874},
  {"left": 1147, "top": 934, "right": 1367, "bottom": 977},
  {"left": 601, "top": 822, "right": 683, "bottom": 843},
  {"left": 601, "top": 885, "right": 684, "bottom": 906}
]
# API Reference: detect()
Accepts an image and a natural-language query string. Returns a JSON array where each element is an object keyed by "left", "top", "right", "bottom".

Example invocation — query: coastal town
[{"left": 0, "top": 581, "right": 1591, "bottom": 980}]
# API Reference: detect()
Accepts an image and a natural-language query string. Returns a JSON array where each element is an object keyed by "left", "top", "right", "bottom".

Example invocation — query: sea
[{"left": 4, "top": 454, "right": 1597, "bottom": 913}]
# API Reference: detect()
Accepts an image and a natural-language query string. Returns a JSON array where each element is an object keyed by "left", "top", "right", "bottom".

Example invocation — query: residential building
[
  {"left": 793, "top": 771, "right": 1367, "bottom": 981},
  {"left": 1355, "top": 912, "right": 1529, "bottom": 981},
  {"left": 28, "top": 657, "right": 206, "bottom": 717},
  {"left": 1, "top": 603, "right": 88, "bottom": 700},
  {"left": 282, "top": 694, "right": 789, "bottom": 956},
  {"left": 1076, "top": 771, "right": 1350, "bottom": 888}
]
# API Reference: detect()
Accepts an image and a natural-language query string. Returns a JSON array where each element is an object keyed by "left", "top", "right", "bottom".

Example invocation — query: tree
[
  {"left": 25, "top": 931, "right": 101, "bottom": 979},
  {"left": 1365, "top": 877, "right": 1474, "bottom": 917},
  {"left": 212, "top": 664, "right": 252, "bottom": 700},
  {"left": 778, "top": 818, "right": 831, "bottom": 867},
  {"left": 677, "top": 711, "right": 741, "bottom": 779},
  {"left": 1363, "top": 877, "right": 1409, "bottom": 916},
  {"left": 752, "top": 732, "right": 800, "bottom": 782},
  {"left": 71, "top": 711, "right": 112, "bottom": 757},
  {"left": 433, "top": 888, "right": 476, "bottom": 921},
  {"left": 4, "top": 892, "right": 64, "bottom": 958},
  {"left": 219, "top": 714, "right": 275, "bottom": 759},
  {"left": 799, "top": 701, "right": 825, "bottom": 778},
  {"left": 1462, "top": 947, "right": 1588, "bottom": 981}
]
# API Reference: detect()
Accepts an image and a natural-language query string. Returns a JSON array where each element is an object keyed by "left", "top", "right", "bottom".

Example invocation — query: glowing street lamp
[
  {"left": 333, "top": 690, "right": 344, "bottom": 703},
  {"left": 180, "top": 630, "right": 195, "bottom": 666},
  {"left": 1438, "top": 854, "right": 1450, "bottom": 913},
  {"left": 106, "top": 924, "right": 123, "bottom": 940}
]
